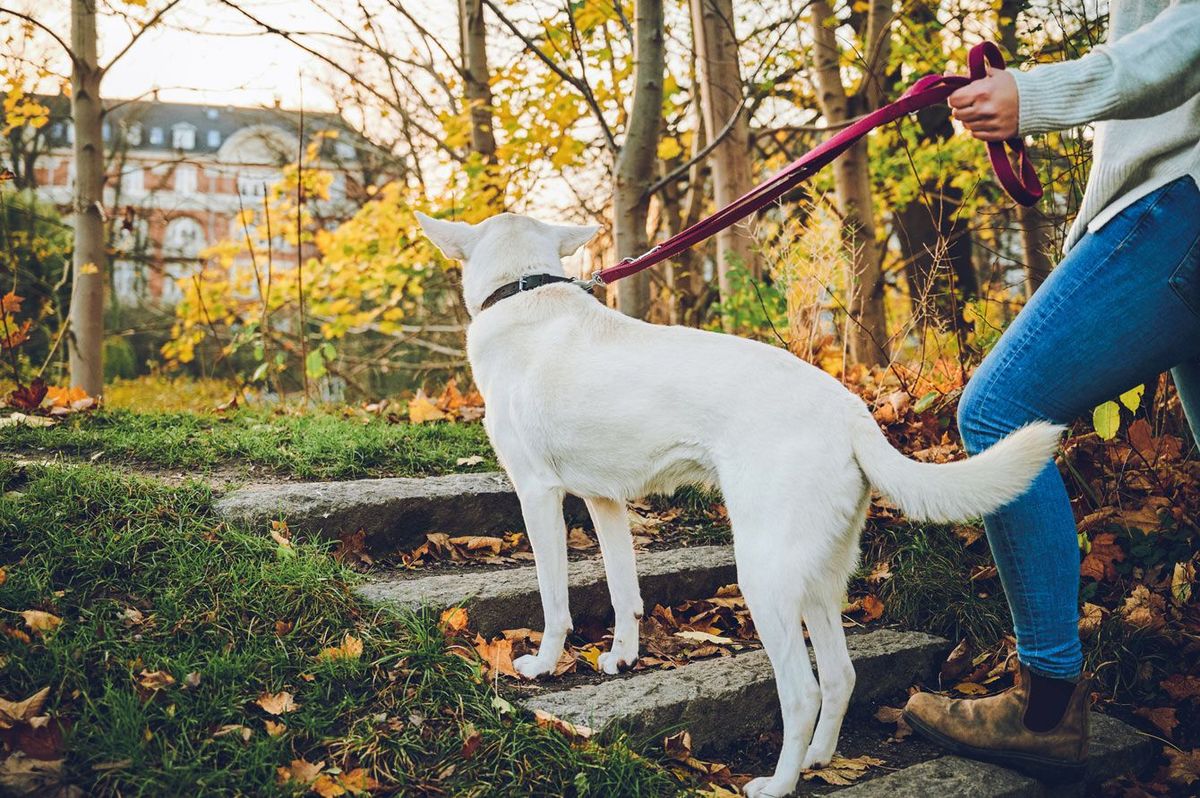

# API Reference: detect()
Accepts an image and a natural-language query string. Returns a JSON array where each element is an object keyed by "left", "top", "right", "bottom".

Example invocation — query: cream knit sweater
[{"left": 1009, "top": 0, "right": 1200, "bottom": 252}]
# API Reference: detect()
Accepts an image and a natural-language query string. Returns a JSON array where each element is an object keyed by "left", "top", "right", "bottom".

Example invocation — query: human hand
[{"left": 947, "top": 66, "right": 1019, "bottom": 142}]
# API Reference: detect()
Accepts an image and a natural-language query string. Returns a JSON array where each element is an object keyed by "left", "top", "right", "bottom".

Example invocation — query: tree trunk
[
  {"left": 459, "top": 0, "right": 500, "bottom": 213},
  {"left": 811, "top": 0, "right": 888, "bottom": 367},
  {"left": 612, "top": 0, "right": 664, "bottom": 320},
  {"left": 689, "top": 0, "right": 756, "bottom": 303},
  {"left": 69, "top": 0, "right": 106, "bottom": 395},
  {"left": 999, "top": 0, "right": 1054, "bottom": 297}
]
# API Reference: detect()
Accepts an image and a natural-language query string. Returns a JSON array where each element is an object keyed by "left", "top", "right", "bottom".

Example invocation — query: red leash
[{"left": 591, "top": 42, "right": 1041, "bottom": 287}]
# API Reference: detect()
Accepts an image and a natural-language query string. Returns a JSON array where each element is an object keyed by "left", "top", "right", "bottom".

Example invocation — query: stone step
[
  {"left": 522, "top": 628, "right": 951, "bottom": 753},
  {"left": 355, "top": 545, "right": 736, "bottom": 636},
  {"left": 834, "top": 712, "right": 1153, "bottom": 797},
  {"left": 215, "top": 472, "right": 586, "bottom": 552}
]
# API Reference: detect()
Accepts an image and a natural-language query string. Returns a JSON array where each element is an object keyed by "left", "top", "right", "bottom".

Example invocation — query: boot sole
[{"left": 903, "top": 709, "right": 1087, "bottom": 784}]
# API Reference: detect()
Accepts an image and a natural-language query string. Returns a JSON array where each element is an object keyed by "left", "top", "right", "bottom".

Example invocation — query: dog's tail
[{"left": 847, "top": 401, "right": 1064, "bottom": 522}]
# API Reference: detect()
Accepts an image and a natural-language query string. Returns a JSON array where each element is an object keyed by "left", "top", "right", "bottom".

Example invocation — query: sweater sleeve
[{"left": 1009, "top": 0, "right": 1200, "bottom": 135}]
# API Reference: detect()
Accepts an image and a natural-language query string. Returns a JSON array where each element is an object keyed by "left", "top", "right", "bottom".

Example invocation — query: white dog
[{"left": 416, "top": 211, "right": 1062, "bottom": 798}]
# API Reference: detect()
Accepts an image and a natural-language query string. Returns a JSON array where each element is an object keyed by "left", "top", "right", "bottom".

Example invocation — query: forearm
[{"left": 1011, "top": 0, "right": 1200, "bottom": 135}]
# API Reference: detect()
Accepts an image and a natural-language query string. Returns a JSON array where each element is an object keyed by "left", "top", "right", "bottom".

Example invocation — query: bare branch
[
  {"left": 102, "top": 0, "right": 185, "bottom": 73},
  {"left": 0, "top": 6, "right": 75, "bottom": 62}
]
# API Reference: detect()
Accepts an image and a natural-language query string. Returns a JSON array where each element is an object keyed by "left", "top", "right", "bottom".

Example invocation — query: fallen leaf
[
  {"left": 440, "top": 607, "right": 469, "bottom": 634},
  {"left": 801, "top": 754, "right": 885, "bottom": 786},
  {"left": 276, "top": 758, "right": 324, "bottom": 786},
  {"left": 1080, "top": 532, "right": 1125, "bottom": 582},
  {"left": 213, "top": 724, "right": 252, "bottom": 742},
  {"left": 456, "top": 455, "right": 485, "bottom": 467},
  {"left": 1164, "top": 748, "right": 1200, "bottom": 787},
  {"left": 264, "top": 720, "right": 287, "bottom": 737},
  {"left": 873, "top": 705, "right": 912, "bottom": 740},
  {"left": 533, "top": 708, "right": 592, "bottom": 740},
  {"left": 566, "top": 527, "right": 597, "bottom": 550},
  {"left": 137, "top": 670, "right": 175, "bottom": 690},
  {"left": 473, "top": 635, "right": 517, "bottom": 678},
  {"left": 312, "top": 774, "right": 346, "bottom": 798},
  {"left": 1161, "top": 674, "right": 1200, "bottom": 703},
  {"left": 256, "top": 691, "right": 298, "bottom": 715},
  {"left": 1134, "top": 706, "right": 1177, "bottom": 738},
  {"left": 20, "top": 610, "right": 61, "bottom": 635},
  {"left": 0, "top": 752, "right": 65, "bottom": 795},
  {"left": 318, "top": 634, "right": 364, "bottom": 662},
  {"left": 952, "top": 681, "right": 990, "bottom": 696},
  {"left": 338, "top": 768, "right": 380, "bottom": 794},
  {"left": 0, "top": 687, "right": 50, "bottom": 729},
  {"left": 182, "top": 671, "right": 202, "bottom": 689},
  {"left": 459, "top": 724, "right": 483, "bottom": 759},
  {"left": 408, "top": 391, "right": 447, "bottom": 424},
  {"left": 674, "top": 630, "right": 733, "bottom": 645},
  {"left": 1078, "top": 603, "right": 1105, "bottom": 638},
  {"left": 663, "top": 729, "right": 692, "bottom": 762},
  {"left": 1120, "top": 585, "right": 1166, "bottom": 630}
]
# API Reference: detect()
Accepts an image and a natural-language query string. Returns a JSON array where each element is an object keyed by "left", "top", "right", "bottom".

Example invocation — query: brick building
[{"left": 16, "top": 96, "right": 371, "bottom": 306}]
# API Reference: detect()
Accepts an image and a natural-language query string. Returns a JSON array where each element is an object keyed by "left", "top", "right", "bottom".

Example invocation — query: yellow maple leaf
[
  {"left": 440, "top": 607, "right": 469, "bottom": 633},
  {"left": 79, "top": 262, "right": 100, "bottom": 275},
  {"left": 318, "top": 633, "right": 364, "bottom": 662},
  {"left": 312, "top": 774, "right": 346, "bottom": 797},
  {"left": 407, "top": 390, "right": 447, "bottom": 424},
  {"left": 263, "top": 719, "right": 287, "bottom": 737}
]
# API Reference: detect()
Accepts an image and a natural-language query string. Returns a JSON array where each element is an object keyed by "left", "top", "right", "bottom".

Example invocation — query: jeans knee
[{"left": 957, "top": 378, "right": 1002, "bottom": 455}]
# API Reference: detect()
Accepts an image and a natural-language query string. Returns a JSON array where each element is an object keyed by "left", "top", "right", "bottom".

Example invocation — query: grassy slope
[
  {"left": 0, "top": 409, "right": 495, "bottom": 480},
  {"left": 0, "top": 463, "right": 677, "bottom": 796}
]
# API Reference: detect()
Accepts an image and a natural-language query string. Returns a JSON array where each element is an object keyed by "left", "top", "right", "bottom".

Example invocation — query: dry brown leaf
[
  {"left": 1078, "top": 603, "right": 1106, "bottom": 638},
  {"left": 0, "top": 687, "right": 50, "bottom": 730},
  {"left": 533, "top": 708, "right": 593, "bottom": 740},
  {"left": 859, "top": 594, "right": 885, "bottom": 621},
  {"left": 566, "top": 527, "right": 597, "bottom": 550},
  {"left": 338, "top": 768, "right": 380, "bottom": 794},
  {"left": 801, "top": 754, "right": 885, "bottom": 786},
  {"left": 256, "top": 691, "right": 298, "bottom": 715},
  {"left": 674, "top": 630, "right": 733, "bottom": 645},
  {"left": 276, "top": 758, "right": 325, "bottom": 786},
  {"left": 213, "top": 724, "right": 252, "bottom": 742},
  {"left": 20, "top": 610, "right": 61, "bottom": 635},
  {"left": 1080, "top": 532, "right": 1125, "bottom": 582},
  {"left": 1161, "top": 674, "right": 1200, "bottom": 703},
  {"left": 440, "top": 607, "right": 469, "bottom": 634},
  {"left": 873, "top": 705, "right": 912, "bottom": 740},
  {"left": 663, "top": 729, "right": 692, "bottom": 762},
  {"left": 473, "top": 634, "right": 517, "bottom": 678},
  {"left": 448, "top": 535, "right": 504, "bottom": 556},
  {"left": 137, "top": 670, "right": 175, "bottom": 690},
  {"left": 408, "top": 390, "right": 448, "bottom": 424},
  {"left": 1164, "top": 748, "right": 1200, "bottom": 787},
  {"left": 319, "top": 634, "right": 364, "bottom": 662},
  {"left": 264, "top": 720, "right": 287, "bottom": 737},
  {"left": 0, "top": 752, "right": 65, "bottom": 795},
  {"left": 952, "top": 681, "right": 990, "bottom": 696},
  {"left": 1134, "top": 706, "right": 1178, "bottom": 739},
  {"left": 1120, "top": 584, "right": 1166, "bottom": 630},
  {"left": 312, "top": 774, "right": 346, "bottom": 798}
]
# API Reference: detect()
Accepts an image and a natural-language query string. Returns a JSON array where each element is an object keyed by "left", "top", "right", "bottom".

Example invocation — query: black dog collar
[{"left": 480, "top": 273, "right": 591, "bottom": 311}]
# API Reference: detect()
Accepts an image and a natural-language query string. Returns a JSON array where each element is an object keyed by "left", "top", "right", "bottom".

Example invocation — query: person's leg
[
  {"left": 958, "top": 175, "right": 1200, "bottom": 680},
  {"left": 1170, "top": 360, "right": 1200, "bottom": 452},
  {"left": 906, "top": 176, "right": 1200, "bottom": 778}
]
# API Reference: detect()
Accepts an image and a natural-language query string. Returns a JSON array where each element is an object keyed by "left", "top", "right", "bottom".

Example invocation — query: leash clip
[{"left": 577, "top": 270, "right": 606, "bottom": 290}]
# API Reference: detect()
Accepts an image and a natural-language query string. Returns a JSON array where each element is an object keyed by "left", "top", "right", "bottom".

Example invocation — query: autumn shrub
[{"left": 0, "top": 465, "right": 679, "bottom": 796}]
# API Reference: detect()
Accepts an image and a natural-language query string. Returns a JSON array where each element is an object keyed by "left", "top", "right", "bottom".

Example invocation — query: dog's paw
[
  {"left": 800, "top": 746, "right": 834, "bottom": 771},
  {"left": 513, "top": 653, "right": 555, "bottom": 680},
  {"left": 597, "top": 650, "right": 635, "bottom": 675},
  {"left": 742, "top": 775, "right": 796, "bottom": 798}
]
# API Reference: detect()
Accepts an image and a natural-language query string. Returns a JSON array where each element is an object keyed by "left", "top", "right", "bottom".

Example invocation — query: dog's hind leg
[
  {"left": 802, "top": 595, "right": 855, "bottom": 768},
  {"left": 512, "top": 487, "right": 572, "bottom": 680},
  {"left": 738, "top": 544, "right": 821, "bottom": 798},
  {"left": 584, "top": 496, "right": 643, "bottom": 674}
]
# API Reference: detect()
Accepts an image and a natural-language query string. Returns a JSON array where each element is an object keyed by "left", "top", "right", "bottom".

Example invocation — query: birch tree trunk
[
  {"left": 459, "top": 0, "right": 500, "bottom": 215},
  {"left": 69, "top": 0, "right": 106, "bottom": 395},
  {"left": 612, "top": 0, "right": 664, "bottom": 320},
  {"left": 811, "top": 0, "right": 889, "bottom": 367},
  {"left": 689, "top": 0, "right": 756, "bottom": 302}
]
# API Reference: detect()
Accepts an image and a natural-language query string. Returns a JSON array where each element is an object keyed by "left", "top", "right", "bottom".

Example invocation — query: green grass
[
  {"left": 870, "top": 522, "right": 1013, "bottom": 647},
  {"left": 0, "top": 462, "right": 679, "bottom": 796},
  {"left": 0, "top": 408, "right": 495, "bottom": 480}
]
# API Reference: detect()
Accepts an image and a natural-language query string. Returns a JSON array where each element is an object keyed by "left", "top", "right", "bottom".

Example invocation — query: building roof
[{"left": 38, "top": 95, "right": 364, "bottom": 162}]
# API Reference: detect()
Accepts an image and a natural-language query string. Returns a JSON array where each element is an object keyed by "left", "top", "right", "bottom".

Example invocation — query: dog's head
[{"left": 415, "top": 212, "right": 598, "bottom": 317}]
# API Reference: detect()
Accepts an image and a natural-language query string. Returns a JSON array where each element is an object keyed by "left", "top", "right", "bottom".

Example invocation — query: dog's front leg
[
  {"left": 513, "top": 488, "right": 572, "bottom": 680},
  {"left": 584, "top": 497, "right": 643, "bottom": 674}
]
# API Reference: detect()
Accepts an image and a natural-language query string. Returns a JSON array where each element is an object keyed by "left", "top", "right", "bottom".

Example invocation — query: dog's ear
[
  {"left": 553, "top": 223, "right": 600, "bottom": 257},
  {"left": 415, "top": 211, "right": 476, "bottom": 260}
]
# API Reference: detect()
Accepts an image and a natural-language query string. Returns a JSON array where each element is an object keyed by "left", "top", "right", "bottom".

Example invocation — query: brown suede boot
[{"left": 902, "top": 664, "right": 1089, "bottom": 783}]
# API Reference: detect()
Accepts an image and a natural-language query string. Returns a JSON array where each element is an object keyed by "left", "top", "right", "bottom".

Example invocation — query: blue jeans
[{"left": 958, "top": 175, "right": 1200, "bottom": 679}]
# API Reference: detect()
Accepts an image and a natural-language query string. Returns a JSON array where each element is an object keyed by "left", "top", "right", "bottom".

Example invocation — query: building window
[
  {"left": 120, "top": 167, "right": 144, "bottom": 196},
  {"left": 51, "top": 122, "right": 63, "bottom": 140},
  {"left": 174, "top": 164, "right": 197, "bottom": 195},
  {"left": 164, "top": 217, "right": 206, "bottom": 259},
  {"left": 149, "top": 127, "right": 164, "bottom": 146},
  {"left": 237, "top": 174, "right": 271, "bottom": 198},
  {"left": 112, "top": 260, "right": 146, "bottom": 306},
  {"left": 207, "top": 129, "right": 221, "bottom": 148},
  {"left": 172, "top": 124, "right": 196, "bottom": 150},
  {"left": 126, "top": 123, "right": 143, "bottom": 146}
]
